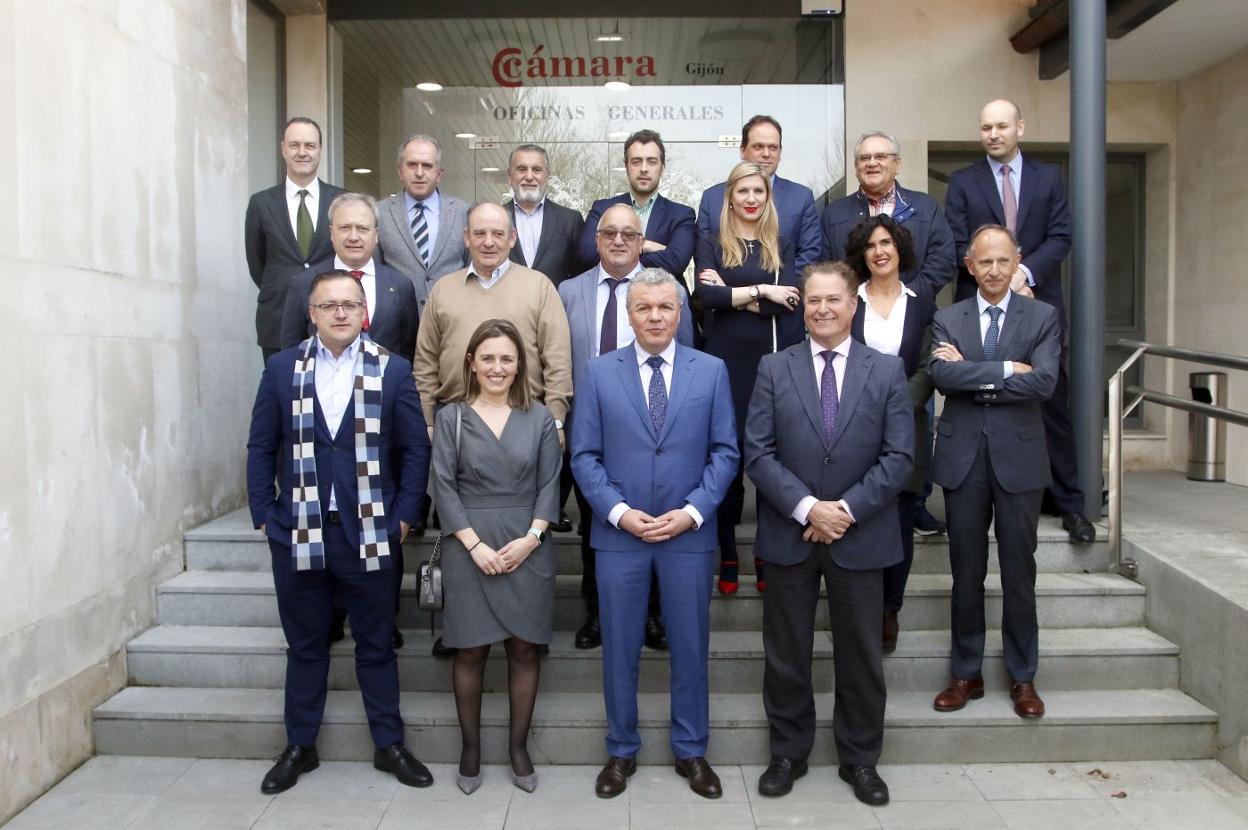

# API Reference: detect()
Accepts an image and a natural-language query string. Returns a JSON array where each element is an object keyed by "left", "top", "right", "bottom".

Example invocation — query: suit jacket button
[
  {"left": 823, "top": 457, "right": 830, "bottom": 465},
  {"left": 303, "top": 263, "right": 310, "bottom": 268},
  {"left": 656, "top": 448, "right": 664, "bottom": 455}
]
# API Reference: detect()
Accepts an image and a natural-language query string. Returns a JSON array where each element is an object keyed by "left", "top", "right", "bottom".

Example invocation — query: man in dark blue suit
[
  {"left": 571, "top": 269, "right": 738, "bottom": 801},
  {"left": 745, "top": 261, "right": 914, "bottom": 806},
  {"left": 576, "top": 130, "right": 697, "bottom": 279},
  {"left": 247, "top": 270, "right": 433, "bottom": 795},
  {"left": 944, "top": 99, "right": 1094, "bottom": 544},
  {"left": 695, "top": 115, "right": 821, "bottom": 273}
]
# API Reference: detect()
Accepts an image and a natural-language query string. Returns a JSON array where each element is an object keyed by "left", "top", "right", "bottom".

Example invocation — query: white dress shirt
[
  {"left": 986, "top": 151, "right": 1033, "bottom": 285},
  {"left": 857, "top": 282, "right": 915, "bottom": 359},
  {"left": 514, "top": 199, "right": 545, "bottom": 266},
  {"left": 793, "top": 336, "right": 854, "bottom": 526},
  {"left": 286, "top": 177, "right": 320, "bottom": 237},
  {"left": 976, "top": 290, "right": 1015, "bottom": 379},
  {"left": 314, "top": 334, "right": 361, "bottom": 510},
  {"left": 404, "top": 189, "right": 441, "bottom": 257},
  {"left": 335, "top": 255, "right": 376, "bottom": 320},
  {"left": 468, "top": 257, "right": 511, "bottom": 290},
  {"left": 606, "top": 338, "right": 705, "bottom": 530},
  {"left": 594, "top": 262, "right": 643, "bottom": 355}
]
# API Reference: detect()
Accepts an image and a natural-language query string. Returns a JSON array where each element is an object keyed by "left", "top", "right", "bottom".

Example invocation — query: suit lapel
[
  {"left": 828, "top": 344, "right": 871, "bottom": 451},
  {"left": 995, "top": 293, "right": 1027, "bottom": 358},
  {"left": 266, "top": 187, "right": 303, "bottom": 260},
  {"left": 371, "top": 268, "right": 396, "bottom": 334},
  {"left": 657, "top": 346, "right": 694, "bottom": 445},
  {"left": 506, "top": 203, "right": 528, "bottom": 267},
  {"left": 960, "top": 301, "right": 986, "bottom": 361},
  {"left": 533, "top": 201, "right": 559, "bottom": 271},
  {"left": 578, "top": 272, "right": 598, "bottom": 356},
  {"left": 428, "top": 193, "right": 455, "bottom": 270},
  {"left": 786, "top": 344, "right": 826, "bottom": 444},
  {"left": 310, "top": 181, "right": 334, "bottom": 258},
  {"left": 616, "top": 350, "right": 657, "bottom": 440},
  {"left": 973, "top": 160, "right": 1007, "bottom": 226},
  {"left": 1014, "top": 157, "right": 1036, "bottom": 232}
]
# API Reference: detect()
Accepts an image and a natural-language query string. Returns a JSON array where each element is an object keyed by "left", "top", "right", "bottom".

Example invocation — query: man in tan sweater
[{"left": 415, "top": 201, "right": 573, "bottom": 443}]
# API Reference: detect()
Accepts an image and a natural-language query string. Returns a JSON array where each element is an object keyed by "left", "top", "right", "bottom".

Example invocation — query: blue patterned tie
[
  {"left": 820, "top": 350, "right": 838, "bottom": 441},
  {"left": 983, "top": 306, "right": 1003, "bottom": 360},
  {"left": 646, "top": 355, "right": 668, "bottom": 435},
  {"left": 411, "top": 202, "right": 430, "bottom": 266}
]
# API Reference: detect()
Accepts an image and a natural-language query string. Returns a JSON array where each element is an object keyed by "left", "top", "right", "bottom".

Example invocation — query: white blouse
[{"left": 857, "top": 281, "right": 916, "bottom": 358}]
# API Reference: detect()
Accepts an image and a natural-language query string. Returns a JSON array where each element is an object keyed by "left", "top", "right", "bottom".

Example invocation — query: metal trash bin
[{"left": 1187, "top": 372, "right": 1227, "bottom": 481}]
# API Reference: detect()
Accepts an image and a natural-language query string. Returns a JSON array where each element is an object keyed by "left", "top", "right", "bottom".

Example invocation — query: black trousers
[
  {"left": 883, "top": 491, "right": 918, "bottom": 612},
  {"left": 944, "top": 434, "right": 1042, "bottom": 682},
  {"left": 1042, "top": 348, "right": 1089, "bottom": 516},
  {"left": 270, "top": 519, "right": 403, "bottom": 749},
  {"left": 762, "top": 546, "right": 886, "bottom": 765}
]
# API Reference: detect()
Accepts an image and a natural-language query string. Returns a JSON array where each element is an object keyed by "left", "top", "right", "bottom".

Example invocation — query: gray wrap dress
[{"left": 431, "top": 401, "right": 562, "bottom": 647}]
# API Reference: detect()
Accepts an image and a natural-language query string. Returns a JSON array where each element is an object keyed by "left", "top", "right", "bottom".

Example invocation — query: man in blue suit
[
  {"left": 745, "top": 261, "right": 914, "bottom": 806},
  {"left": 247, "top": 270, "right": 433, "bottom": 795},
  {"left": 695, "top": 115, "right": 821, "bottom": 273},
  {"left": 944, "top": 99, "right": 1094, "bottom": 544},
  {"left": 561, "top": 207, "right": 694, "bottom": 652},
  {"left": 571, "top": 269, "right": 738, "bottom": 801},
  {"left": 575, "top": 129, "right": 697, "bottom": 279}
]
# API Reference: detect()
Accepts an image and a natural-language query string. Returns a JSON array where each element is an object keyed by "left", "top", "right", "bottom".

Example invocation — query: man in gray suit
[
  {"left": 245, "top": 117, "right": 344, "bottom": 360},
  {"left": 559, "top": 206, "right": 694, "bottom": 651},
  {"left": 377, "top": 134, "right": 470, "bottom": 315},
  {"left": 929, "top": 224, "right": 1060, "bottom": 720},
  {"left": 745, "top": 261, "right": 913, "bottom": 806},
  {"left": 507, "top": 143, "right": 585, "bottom": 287}
]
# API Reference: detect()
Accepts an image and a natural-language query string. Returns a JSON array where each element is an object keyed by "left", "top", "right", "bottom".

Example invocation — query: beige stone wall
[
  {"left": 0, "top": 0, "right": 253, "bottom": 821},
  {"left": 1171, "top": 48, "right": 1248, "bottom": 485}
]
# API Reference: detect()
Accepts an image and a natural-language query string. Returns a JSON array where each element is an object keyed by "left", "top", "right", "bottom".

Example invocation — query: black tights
[{"left": 452, "top": 637, "right": 541, "bottom": 776}]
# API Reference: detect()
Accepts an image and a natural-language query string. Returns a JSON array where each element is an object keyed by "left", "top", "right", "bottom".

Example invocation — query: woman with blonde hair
[{"left": 694, "top": 161, "right": 803, "bottom": 595}]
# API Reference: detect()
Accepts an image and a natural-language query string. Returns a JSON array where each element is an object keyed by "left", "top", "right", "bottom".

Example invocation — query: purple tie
[
  {"left": 600, "top": 277, "right": 627, "bottom": 357},
  {"left": 820, "top": 350, "right": 838, "bottom": 441},
  {"left": 1000, "top": 165, "right": 1018, "bottom": 233}
]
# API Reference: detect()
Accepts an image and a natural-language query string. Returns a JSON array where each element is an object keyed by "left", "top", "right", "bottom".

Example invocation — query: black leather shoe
[
  {"left": 374, "top": 743, "right": 433, "bottom": 788},
  {"left": 913, "top": 504, "right": 946, "bottom": 535},
  {"left": 595, "top": 756, "right": 636, "bottom": 798},
  {"left": 839, "top": 764, "right": 889, "bottom": 806},
  {"left": 553, "top": 512, "right": 573, "bottom": 533},
  {"left": 758, "top": 755, "right": 807, "bottom": 797},
  {"left": 1062, "top": 512, "right": 1096, "bottom": 544},
  {"left": 392, "top": 628, "right": 404, "bottom": 650},
  {"left": 644, "top": 616, "right": 668, "bottom": 651},
  {"left": 575, "top": 615, "right": 601, "bottom": 650},
  {"left": 431, "top": 636, "right": 457, "bottom": 658},
  {"left": 261, "top": 745, "right": 318, "bottom": 794}
]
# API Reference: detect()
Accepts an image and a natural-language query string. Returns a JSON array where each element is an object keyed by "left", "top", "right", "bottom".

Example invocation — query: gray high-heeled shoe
[
  {"left": 457, "top": 772, "right": 482, "bottom": 795},
  {"left": 512, "top": 769, "right": 538, "bottom": 793}
]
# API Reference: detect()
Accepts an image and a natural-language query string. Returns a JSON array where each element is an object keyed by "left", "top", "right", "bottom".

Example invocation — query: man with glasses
[
  {"left": 821, "top": 131, "right": 956, "bottom": 302},
  {"left": 559, "top": 205, "right": 694, "bottom": 651}
]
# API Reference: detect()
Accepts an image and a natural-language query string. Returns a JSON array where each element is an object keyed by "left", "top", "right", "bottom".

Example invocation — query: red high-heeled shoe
[
  {"left": 717, "top": 559, "right": 739, "bottom": 595},
  {"left": 717, "top": 578, "right": 739, "bottom": 595},
  {"left": 755, "top": 557, "right": 766, "bottom": 593}
]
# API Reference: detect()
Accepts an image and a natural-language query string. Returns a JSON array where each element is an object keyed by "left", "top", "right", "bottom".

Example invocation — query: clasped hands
[
  {"left": 467, "top": 533, "right": 539, "bottom": 576},
  {"left": 802, "top": 500, "right": 852, "bottom": 544},
  {"left": 619, "top": 508, "right": 695, "bottom": 543}
]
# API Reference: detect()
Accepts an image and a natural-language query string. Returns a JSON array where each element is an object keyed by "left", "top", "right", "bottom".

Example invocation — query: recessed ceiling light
[
  {"left": 481, "top": 167, "right": 500, "bottom": 172},
  {"left": 416, "top": 82, "right": 443, "bottom": 92},
  {"left": 595, "top": 34, "right": 629, "bottom": 42},
  {"left": 351, "top": 167, "right": 372, "bottom": 174},
  {"left": 604, "top": 81, "right": 630, "bottom": 91},
  {"left": 455, "top": 132, "right": 477, "bottom": 139}
]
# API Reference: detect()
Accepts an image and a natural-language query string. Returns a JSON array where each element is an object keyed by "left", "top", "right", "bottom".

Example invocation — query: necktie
[
  {"left": 819, "top": 350, "right": 839, "bottom": 441},
  {"left": 646, "top": 355, "right": 668, "bottom": 435},
  {"left": 411, "top": 202, "right": 430, "bottom": 266},
  {"left": 1000, "top": 165, "right": 1018, "bottom": 233},
  {"left": 983, "top": 306, "right": 1003, "bottom": 360},
  {"left": 599, "top": 277, "right": 628, "bottom": 357},
  {"left": 349, "top": 270, "right": 370, "bottom": 331},
  {"left": 296, "top": 189, "right": 313, "bottom": 258}
]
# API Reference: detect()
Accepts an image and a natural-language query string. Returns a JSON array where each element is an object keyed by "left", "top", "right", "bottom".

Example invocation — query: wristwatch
[
  {"left": 527, "top": 527, "right": 547, "bottom": 543},
  {"left": 748, "top": 285, "right": 761, "bottom": 301},
  {"left": 554, "top": 419, "right": 564, "bottom": 430}
]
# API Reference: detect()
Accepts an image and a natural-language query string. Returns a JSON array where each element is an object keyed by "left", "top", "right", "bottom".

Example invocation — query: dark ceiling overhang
[
  {"left": 1011, "top": 0, "right": 1180, "bottom": 79},
  {"left": 327, "top": 1, "right": 810, "bottom": 19}
]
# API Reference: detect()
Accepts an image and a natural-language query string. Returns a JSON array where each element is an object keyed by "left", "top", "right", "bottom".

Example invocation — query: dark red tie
[{"left": 349, "top": 270, "right": 370, "bottom": 331}]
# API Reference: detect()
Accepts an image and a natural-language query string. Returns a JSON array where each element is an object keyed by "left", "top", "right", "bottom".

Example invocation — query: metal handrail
[{"left": 1108, "top": 340, "right": 1248, "bottom": 578}]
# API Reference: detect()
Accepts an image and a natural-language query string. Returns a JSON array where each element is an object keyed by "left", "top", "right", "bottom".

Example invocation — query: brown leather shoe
[
  {"left": 675, "top": 757, "right": 722, "bottom": 799},
  {"left": 595, "top": 756, "right": 636, "bottom": 798},
  {"left": 882, "top": 610, "right": 899, "bottom": 654},
  {"left": 1010, "top": 681, "right": 1046, "bottom": 719},
  {"left": 933, "top": 677, "right": 985, "bottom": 711}
]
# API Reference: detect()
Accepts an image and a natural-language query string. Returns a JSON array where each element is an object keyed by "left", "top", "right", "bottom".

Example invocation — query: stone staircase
[{"left": 91, "top": 506, "right": 1218, "bottom": 765}]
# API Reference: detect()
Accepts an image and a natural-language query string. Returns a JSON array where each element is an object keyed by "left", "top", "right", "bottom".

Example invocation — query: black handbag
[{"left": 416, "top": 405, "right": 460, "bottom": 630}]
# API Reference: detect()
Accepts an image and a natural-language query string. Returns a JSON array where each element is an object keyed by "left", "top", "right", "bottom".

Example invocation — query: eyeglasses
[
  {"left": 597, "top": 229, "right": 642, "bottom": 242},
  {"left": 856, "top": 153, "right": 897, "bottom": 164},
  {"left": 311, "top": 301, "right": 365, "bottom": 314}
]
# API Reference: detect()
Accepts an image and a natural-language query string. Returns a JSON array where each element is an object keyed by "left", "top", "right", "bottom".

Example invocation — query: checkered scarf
[{"left": 289, "top": 333, "right": 392, "bottom": 571}]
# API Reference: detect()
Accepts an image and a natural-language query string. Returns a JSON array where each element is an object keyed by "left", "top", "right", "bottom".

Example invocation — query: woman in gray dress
[{"left": 430, "top": 319, "right": 562, "bottom": 796}]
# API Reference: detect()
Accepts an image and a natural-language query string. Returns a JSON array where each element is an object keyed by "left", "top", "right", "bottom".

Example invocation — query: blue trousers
[
  {"left": 596, "top": 547, "right": 714, "bottom": 759},
  {"left": 269, "top": 520, "right": 403, "bottom": 749}
]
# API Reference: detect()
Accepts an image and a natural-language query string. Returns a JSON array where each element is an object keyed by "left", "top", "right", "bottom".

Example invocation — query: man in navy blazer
[
  {"left": 745, "top": 261, "right": 913, "bottom": 806},
  {"left": 571, "top": 269, "right": 737, "bottom": 801},
  {"left": 928, "top": 225, "right": 1061, "bottom": 721},
  {"left": 245, "top": 117, "right": 344, "bottom": 359},
  {"left": 560, "top": 207, "right": 694, "bottom": 652},
  {"left": 695, "top": 115, "right": 821, "bottom": 273},
  {"left": 821, "top": 131, "right": 956, "bottom": 300},
  {"left": 943, "top": 99, "right": 1094, "bottom": 544},
  {"left": 506, "top": 143, "right": 585, "bottom": 287},
  {"left": 575, "top": 130, "right": 696, "bottom": 278},
  {"left": 247, "top": 270, "right": 433, "bottom": 794},
  {"left": 281, "top": 192, "right": 419, "bottom": 362}
]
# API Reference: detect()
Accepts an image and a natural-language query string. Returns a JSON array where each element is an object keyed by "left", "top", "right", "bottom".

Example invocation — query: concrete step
[
  {"left": 126, "top": 625, "right": 1179, "bottom": 694},
  {"left": 92, "top": 686, "right": 1216, "bottom": 765},
  {"left": 155, "top": 571, "right": 1145, "bottom": 631},
  {"left": 185, "top": 509, "right": 1111, "bottom": 575}
]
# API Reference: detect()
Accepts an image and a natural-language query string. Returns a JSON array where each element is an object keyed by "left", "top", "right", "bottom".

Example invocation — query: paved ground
[{"left": 7, "top": 756, "right": 1248, "bottom": 829}]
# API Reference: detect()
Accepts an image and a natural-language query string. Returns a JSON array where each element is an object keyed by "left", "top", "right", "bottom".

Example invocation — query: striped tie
[{"left": 410, "top": 202, "right": 430, "bottom": 267}]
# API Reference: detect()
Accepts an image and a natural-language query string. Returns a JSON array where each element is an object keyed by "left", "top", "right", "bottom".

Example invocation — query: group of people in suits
[{"left": 244, "top": 97, "right": 1092, "bottom": 805}]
